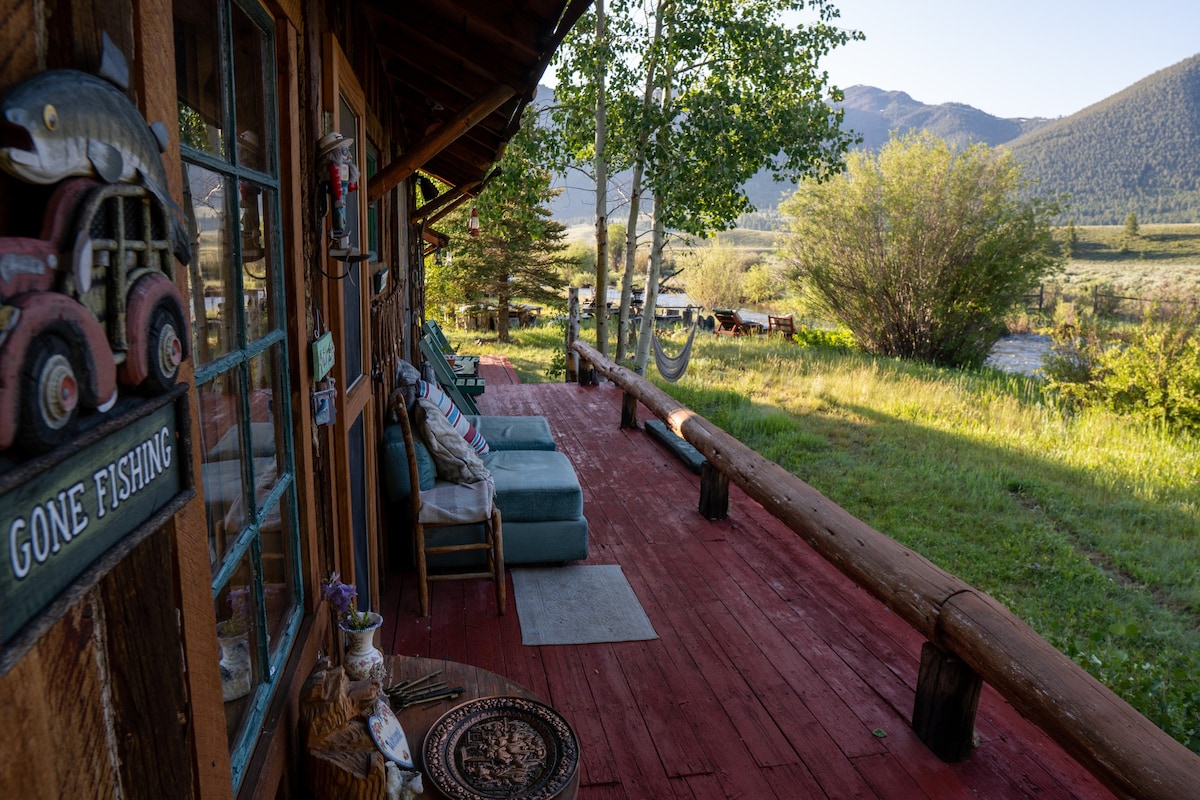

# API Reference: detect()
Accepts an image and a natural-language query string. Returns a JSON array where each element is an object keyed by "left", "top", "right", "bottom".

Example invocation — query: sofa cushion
[
  {"left": 465, "top": 415, "right": 556, "bottom": 451},
  {"left": 381, "top": 424, "right": 437, "bottom": 501},
  {"left": 483, "top": 450, "right": 583, "bottom": 522},
  {"left": 417, "top": 380, "right": 489, "bottom": 455}
]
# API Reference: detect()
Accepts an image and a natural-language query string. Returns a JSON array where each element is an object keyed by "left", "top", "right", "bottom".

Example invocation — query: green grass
[
  {"left": 1071, "top": 223, "right": 1200, "bottom": 265},
  {"left": 449, "top": 322, "right": 1200, "bottom": 752}
]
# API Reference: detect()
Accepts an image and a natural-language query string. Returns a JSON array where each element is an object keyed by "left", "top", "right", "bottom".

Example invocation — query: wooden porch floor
[{"left": 380, "top": 356, "right": 1117, "bottom": 800}]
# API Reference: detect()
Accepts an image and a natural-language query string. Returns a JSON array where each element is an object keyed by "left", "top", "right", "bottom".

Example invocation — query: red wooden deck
[{"left": 380, "top": 356, "right": 1117, "bottom": 800}]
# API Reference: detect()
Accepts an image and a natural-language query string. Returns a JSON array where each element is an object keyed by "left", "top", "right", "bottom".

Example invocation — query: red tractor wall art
[{"left": 0, "top": 39, "right": 191, "bottom": 455}]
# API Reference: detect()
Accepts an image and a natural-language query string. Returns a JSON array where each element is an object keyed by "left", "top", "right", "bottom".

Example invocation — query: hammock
[{"left": 651, "top": 321, "right": 699, "bottom": 382}]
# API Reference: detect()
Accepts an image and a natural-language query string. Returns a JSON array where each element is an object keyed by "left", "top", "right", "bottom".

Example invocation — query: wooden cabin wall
[
  {"left": 0, "top": 0, "right": 424, "bottom": 794},
  {"left": 0, "top": 3, "right": 202, "bottom": 798}
]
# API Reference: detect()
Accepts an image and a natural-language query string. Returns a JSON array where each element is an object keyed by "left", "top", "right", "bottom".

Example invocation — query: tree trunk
[
  {"left": 497, "top": 282, "right": 511, "bottom": 343},
  {"left": 634, "top": 77, "right": 673, "bottom": 373},
  {"left": 593, "top": 0, "right": 609, "bottom": 356},
  {"left": 634, "top": 187, "right": 668, "bottom": 373},
  {"left": 616, "top": 0, "right": 667, "bottom": 363}
]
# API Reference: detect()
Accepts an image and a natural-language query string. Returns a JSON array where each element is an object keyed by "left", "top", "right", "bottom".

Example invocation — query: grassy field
[{"left": 446, "top": 322, "right": 1200, "bottom": 753}]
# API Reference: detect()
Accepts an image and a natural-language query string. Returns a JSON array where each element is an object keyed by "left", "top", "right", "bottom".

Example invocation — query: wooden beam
[
  {"left": 367, "top": 83, "right": 516, "bottom": 203},
  {"left": 571, "top": 339, "right": 1200, "bottom": 800},
  {"left": 421, "top": 227, "right": 448, "bottom": 247},
  {"left": 411, "top": 181, "right": 478, "bottom": 224},
  {"left": 425, "top": 193, "right": 474, "bottom": 229}
]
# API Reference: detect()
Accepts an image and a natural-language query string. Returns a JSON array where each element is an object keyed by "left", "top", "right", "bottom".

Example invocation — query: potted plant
[{"left": 321, "top": 573, "right": 384, "bottom": 680}]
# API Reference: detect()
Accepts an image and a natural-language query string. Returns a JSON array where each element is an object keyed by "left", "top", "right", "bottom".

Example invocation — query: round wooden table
[{"left": 386, "top": 656, "right": 579, "bottom": 800}]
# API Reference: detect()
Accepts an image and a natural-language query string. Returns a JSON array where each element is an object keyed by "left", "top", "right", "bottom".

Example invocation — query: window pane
[
  {"left": 263, "top": 484, "right": 298, "bottom": 655},
  {"left": 215, "top": 556, "right": 264, "bottom": 745},
  {"left": 183, "top": 164, "right": 238, "bottom": 364},
  {"left": 174, "top": 0, "right": 226, "bottom": 160},
  {"left": 342, "top": 260, "right": 363, "bottom": 386},
  {"left": 239, "top": 180, "right": 277, "bottom": 342},
  {"left": 349, "top": 414, "right": 369, "bottom": 604},
  {"left": 231, "top": 3, "right": 269, "bottom": 173},
  {"left": 199, "top": 373, "right": 246, "bottom": 568}
]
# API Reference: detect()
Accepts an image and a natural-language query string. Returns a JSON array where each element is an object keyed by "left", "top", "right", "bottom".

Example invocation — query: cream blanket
[{"left": 414, "top": 397, "right": 495, "bottom": 525}]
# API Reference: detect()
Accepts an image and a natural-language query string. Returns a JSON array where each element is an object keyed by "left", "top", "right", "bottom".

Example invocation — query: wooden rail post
[
  {"left": 912, "top": 641, "right": 982, "bottom": 762},
  {"left": 698, "top": 461, "right": 729, "bottom": 520},
  {"left": 566, "top": 288, "right": 579, "bottom": 383},
  {"left": 620, "top": 392, "right": 638, "bottom": 429}
]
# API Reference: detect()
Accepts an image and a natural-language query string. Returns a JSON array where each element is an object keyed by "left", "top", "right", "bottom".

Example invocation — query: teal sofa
[{"left": 381, "top": 419, "right": 589, "bottom": 565}]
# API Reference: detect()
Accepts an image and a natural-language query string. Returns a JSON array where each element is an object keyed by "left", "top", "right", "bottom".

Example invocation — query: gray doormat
[{"left": 512, "top": 565, "right": 658, "bottom": 646}]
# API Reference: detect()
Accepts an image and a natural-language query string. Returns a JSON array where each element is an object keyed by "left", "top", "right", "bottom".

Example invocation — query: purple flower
[{"left": 321, "top": 572, "right": 373, "bottom": 630}]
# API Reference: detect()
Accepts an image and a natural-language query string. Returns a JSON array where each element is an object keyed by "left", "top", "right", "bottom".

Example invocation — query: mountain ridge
[{"left": 547, "top": 51, "right": 1200, "bottom": 226}]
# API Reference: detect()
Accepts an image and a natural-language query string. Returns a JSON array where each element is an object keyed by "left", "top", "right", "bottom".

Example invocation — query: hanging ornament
[{"left": 468, "top": 205, "right": 480, "bottom": 236}]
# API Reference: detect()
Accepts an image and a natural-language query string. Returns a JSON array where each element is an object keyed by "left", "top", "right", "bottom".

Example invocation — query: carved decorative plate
[{"left": 422, "top": 696, "right": 579, "bottom": 800}]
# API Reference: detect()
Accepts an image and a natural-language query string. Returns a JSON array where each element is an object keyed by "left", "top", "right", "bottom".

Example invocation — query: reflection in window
[
  {"left": 214, "top": 554, "right": 262, "bottom": 745},
  {"left": 183, "top": 164, "right": 237, "bottom": 365}
]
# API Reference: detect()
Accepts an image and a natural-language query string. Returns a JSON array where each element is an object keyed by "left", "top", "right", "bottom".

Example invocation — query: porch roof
[{"left": 361, "top": 0, "right": 589, "bottom": 201}]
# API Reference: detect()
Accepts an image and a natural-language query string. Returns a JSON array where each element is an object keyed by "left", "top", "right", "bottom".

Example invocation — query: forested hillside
[{"left": 1006, "top": 54, "right": 1200, "bottom": 224}]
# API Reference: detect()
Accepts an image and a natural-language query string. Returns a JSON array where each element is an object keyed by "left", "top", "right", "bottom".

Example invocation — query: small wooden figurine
[{"left": 300, "top": 659, "right": 423, "bottom": 800}]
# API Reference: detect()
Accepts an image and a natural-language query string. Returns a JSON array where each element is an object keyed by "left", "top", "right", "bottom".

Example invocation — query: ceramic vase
[
  {"left": 218, "top": 632, "right": 252, "bottom": 701},
  {"left": 341, "top": 612, "right": 384, "bottom": 680}
]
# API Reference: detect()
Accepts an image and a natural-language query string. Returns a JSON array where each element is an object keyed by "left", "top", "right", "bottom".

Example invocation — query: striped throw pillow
[{"left": 416, "top": 380, "right": 489, "bottom": 455}]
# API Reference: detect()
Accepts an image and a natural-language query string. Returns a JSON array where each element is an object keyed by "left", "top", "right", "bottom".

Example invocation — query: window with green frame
[{"left": 173, "top": 0, "right": 302, "bottom": 788}]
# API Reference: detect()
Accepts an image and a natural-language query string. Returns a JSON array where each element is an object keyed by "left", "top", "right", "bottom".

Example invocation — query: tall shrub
[{"left": 779, "top": 131, "right": 1063, "bottom": 368}]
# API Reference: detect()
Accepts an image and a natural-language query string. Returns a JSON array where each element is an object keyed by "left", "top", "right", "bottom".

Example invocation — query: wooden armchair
[
  {"left": 712, "top": 308, "right": 763, "bottom": 336},
  {"left": 767, "top": 314, "right": 797, "bottom": 338},
  {"left": 396, "top": 398, "right": 505, "bottom": 617},
  {"left": 422, "top": 319, "right": 480, "bottom": 372}
]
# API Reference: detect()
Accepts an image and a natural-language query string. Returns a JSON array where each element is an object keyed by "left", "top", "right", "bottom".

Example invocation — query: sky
[
  {"left": 546, "top": 1, "right": 1200, "bottom": 121},
  {"left": 790, "top": 0, "right": 1200, "bottom": 119}
]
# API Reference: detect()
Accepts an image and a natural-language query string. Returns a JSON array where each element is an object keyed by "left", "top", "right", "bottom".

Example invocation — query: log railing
[{"left": 571, "top": 339, "right": 1200, "bottom": 800}]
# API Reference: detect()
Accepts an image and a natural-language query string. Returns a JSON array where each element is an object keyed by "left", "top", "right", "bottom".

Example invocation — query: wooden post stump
[
  {"left": 698, "top": 461, "right": 728, "bottom": 520},
  {"left": 620, "top": 392, "right": 638, "bottom": 429},
  {"left": 566, "top": 288, "right": 579, "bottom": 383},
  {"left": 912, "top": 641, "right": 982, "bottom": 762}
]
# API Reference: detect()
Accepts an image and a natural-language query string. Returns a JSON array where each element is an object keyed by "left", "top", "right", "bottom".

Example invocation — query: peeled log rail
[{"left": 572, "top": 340, "right": 1200, "bottom": 800}]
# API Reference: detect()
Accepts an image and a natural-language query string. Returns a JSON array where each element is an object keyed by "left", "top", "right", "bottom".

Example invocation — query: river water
[{"left": 983, "top": 334, "right": 1053, "bottom": 377}]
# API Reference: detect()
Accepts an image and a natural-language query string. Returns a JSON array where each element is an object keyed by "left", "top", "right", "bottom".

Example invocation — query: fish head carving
[
  {"left": 0, "top": 93, "right": 92, "bottom": 184},
  {"left": 0, "top": 70, "right": 158, "bottom": 187}
]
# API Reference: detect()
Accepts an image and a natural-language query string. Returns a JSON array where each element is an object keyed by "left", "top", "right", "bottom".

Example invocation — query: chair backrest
[
  {"left": 418, "top": 336, "right": 480, "bottom": 414},
  {"left": 712, "top": 308, "right": 738, "bottom": 331},
  {"left": 768, "top": 314, "right": 796, "bottom": 335},
  {"left": 423, "top": 319, "right": 453, "bottom": 352}
]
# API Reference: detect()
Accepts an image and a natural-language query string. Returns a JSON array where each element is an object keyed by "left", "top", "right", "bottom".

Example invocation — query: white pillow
[{"left": 416, "top": 397, "right": 491, "bottom": 485}]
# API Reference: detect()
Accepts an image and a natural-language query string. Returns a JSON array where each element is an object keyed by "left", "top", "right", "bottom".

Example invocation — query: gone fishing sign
[{"left": 0, "top": 387, "right": 194, "bottom": 663}]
